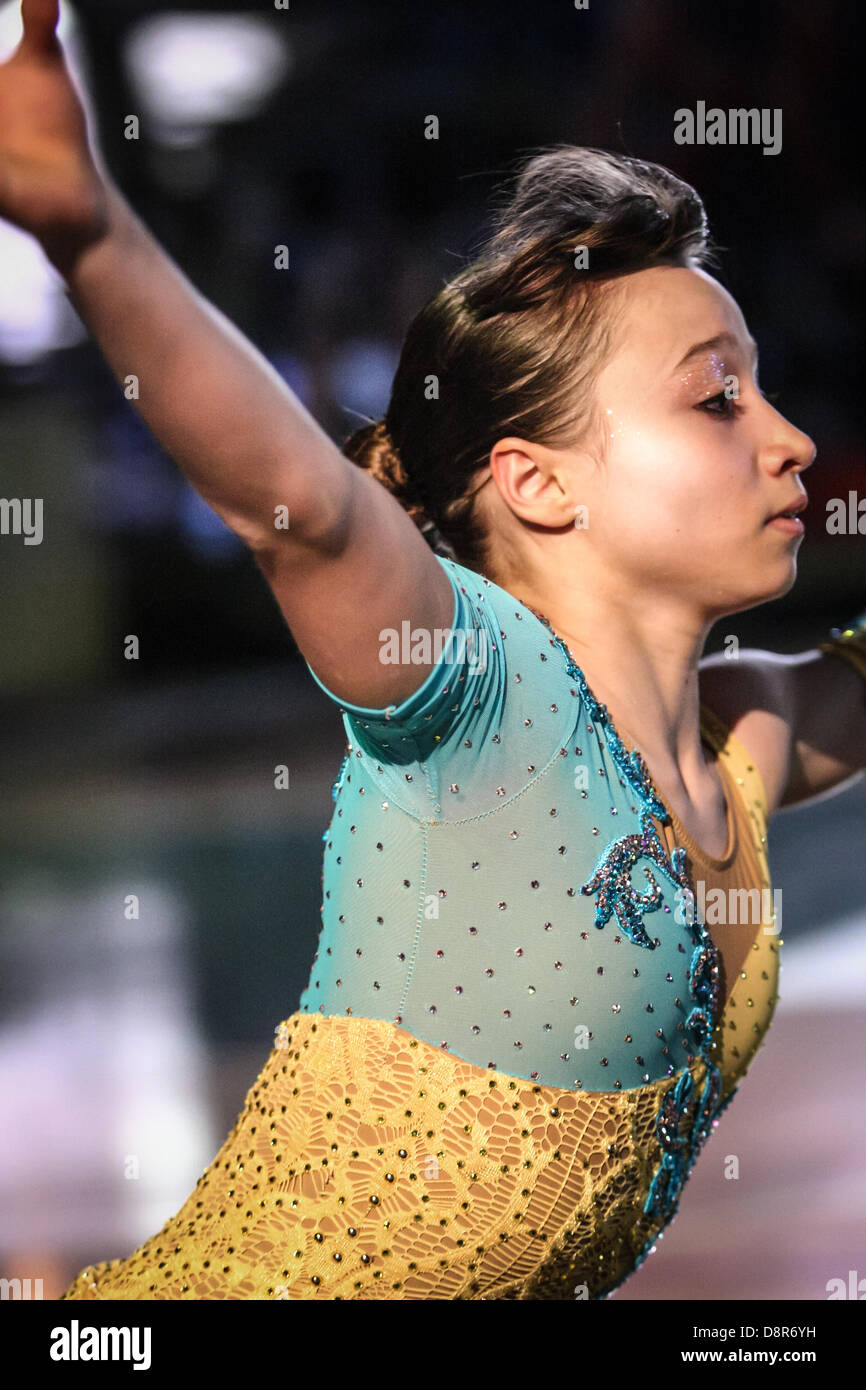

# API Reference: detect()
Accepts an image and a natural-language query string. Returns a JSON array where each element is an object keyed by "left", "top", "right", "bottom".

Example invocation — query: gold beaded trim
[{"left": 817, "top": 615, "right": 866, "bottom": 687}]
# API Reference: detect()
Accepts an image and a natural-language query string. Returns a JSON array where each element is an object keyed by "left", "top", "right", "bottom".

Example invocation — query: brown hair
[{"left": 343, "top": 144, "right": 716, "bottom": 574}]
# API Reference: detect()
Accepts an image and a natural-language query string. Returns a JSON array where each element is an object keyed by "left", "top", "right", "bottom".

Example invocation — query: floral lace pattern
[{"left": 61, "top": 1012, "right": 718, "bottom": 1301}]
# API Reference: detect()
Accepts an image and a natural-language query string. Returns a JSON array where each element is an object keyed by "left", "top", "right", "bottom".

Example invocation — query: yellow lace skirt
[{"left": 61, "top": 1010, "right": 719, "bottom": 1300}]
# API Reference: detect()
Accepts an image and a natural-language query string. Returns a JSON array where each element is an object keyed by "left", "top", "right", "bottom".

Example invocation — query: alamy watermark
[
  {"left": 379, "top": 622, "right": 487, "bottom": 672},
  {"left": 1, "top": 1275, "right": 44, "bottom": 1298},
  {"left": 674, "top": 102, "right": 782, "bottom": 156},
  {"left": 49, "top": 1321, "right": 151, "bottom": 1369},
  {"left": 675, "top": 881, "right": 781, "bottom": 935},
  {"left": 0, "top": 497, "right": 43, "bottom": 545}
]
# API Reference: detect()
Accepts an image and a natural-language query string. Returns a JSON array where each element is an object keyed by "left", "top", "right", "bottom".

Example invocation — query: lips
[{"left": 766, "top": 496, "right": 808, "bottom": 522}]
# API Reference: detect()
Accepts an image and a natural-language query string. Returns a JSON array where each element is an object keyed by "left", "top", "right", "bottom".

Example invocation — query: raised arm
[
  {"left": 0, "top": 0, "right": 454, "bottom": 708},
  {"left": 699, "top": 637, "right": 866, "bottom": 815}
]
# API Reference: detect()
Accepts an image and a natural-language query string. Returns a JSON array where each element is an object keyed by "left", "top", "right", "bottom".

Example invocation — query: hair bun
[
  {"left": 343, "top": 417, "right": 453, "bottom": 552},
  {"left": 343, "top": 418, "right": 404, "bottom": 487}
]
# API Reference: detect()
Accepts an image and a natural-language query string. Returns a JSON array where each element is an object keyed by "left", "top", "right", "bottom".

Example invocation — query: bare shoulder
[{"left": 698, "top": 650, "right": 795, "bottom": 816}]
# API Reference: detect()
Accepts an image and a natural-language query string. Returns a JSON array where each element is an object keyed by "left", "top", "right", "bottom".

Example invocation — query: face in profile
[{"left": 570, "top": 264, "right": 816, "bottom": 619}]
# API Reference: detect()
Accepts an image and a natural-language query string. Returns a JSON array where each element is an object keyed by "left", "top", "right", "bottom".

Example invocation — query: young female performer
[{"left": 2, "top": 0, "right": 862, "bottom": 1299}]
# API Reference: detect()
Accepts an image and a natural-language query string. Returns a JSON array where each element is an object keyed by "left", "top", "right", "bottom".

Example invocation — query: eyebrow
[{"left": 671, "top": 331, "right": 759, "bottom": 374}]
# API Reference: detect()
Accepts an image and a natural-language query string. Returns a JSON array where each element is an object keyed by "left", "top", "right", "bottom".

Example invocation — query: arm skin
[
  {"left": 698, "top": 646, "right": 866, "bottom": 816},
  {"left": 0, "top": 0, "right": 455, "bottom": 713},
  {"left": 49, "top": 180, "right": 456, "bottom": 711}
]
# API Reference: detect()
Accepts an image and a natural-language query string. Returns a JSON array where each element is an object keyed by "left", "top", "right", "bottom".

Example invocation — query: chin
[
  {"left": 710, "top": 563, "right": 799, "bottom": 617},
  {"left": 774, "top": 567, "right": 799, "bottom": 599},
  {"left": 752, "top": 560, "right": 800, "bottom": 606}
]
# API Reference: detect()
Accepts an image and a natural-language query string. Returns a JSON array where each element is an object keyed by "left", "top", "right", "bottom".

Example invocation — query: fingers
[{"left": 20, "top": 0, "right": 60, "bottom": 54}]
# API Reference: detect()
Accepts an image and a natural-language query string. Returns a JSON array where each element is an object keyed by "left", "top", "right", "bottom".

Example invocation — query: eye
[{"left": 697, "top": 390, "right": 737, "bottom": 418}]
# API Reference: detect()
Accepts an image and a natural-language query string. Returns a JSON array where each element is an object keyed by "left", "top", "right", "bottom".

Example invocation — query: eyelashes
[
  {"left": 698, "top": 390, "right": 737, "bottom": 418},
  {"left": 696, "top": 387, "right": 780, "bottom": 418}
]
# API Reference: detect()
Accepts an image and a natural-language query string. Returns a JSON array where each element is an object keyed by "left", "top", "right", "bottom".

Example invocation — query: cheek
[
  {"left": 608, "top": 418, "right": 745, "bottom": 517},
  {"left": 600, "top": 427, "right": 705, "bottom": 522},
  {"left": 591, "top": 434, "right": 750, "bottom": 561}
]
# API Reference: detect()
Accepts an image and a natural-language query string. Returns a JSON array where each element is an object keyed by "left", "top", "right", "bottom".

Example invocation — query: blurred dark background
[{"left": 0, "top": 0, "right": 863, "bottom": 1300}]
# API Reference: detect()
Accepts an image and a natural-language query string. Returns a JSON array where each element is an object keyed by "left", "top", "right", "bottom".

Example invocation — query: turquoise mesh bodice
[{"left": 300, "top": 556, "right": 720, "bottom": 1093}]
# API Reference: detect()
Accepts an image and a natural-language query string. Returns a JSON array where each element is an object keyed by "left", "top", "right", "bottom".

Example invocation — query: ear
[{"left": 488, "top": 436, "right": 578, "bottom": 528}]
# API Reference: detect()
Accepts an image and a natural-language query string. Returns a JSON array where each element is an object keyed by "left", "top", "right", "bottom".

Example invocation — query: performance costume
[{"left": 61, "top": 564, "right": 865, "bottom": 1300}]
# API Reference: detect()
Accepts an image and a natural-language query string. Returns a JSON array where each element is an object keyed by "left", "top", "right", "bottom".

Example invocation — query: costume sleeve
[{"left": 304, "top": 555, "right": 575, "bottom": 819}]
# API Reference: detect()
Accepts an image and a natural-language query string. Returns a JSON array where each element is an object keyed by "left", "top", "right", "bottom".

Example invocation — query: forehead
[{"left": 600, "top": 265, "right": 749, "bottom": 384}]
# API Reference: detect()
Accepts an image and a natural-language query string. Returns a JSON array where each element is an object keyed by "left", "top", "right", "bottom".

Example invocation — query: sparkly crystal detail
[
  {"left": 579, "top": 817, "right": 684, "bottom": 949},
  {"left": 530, "top": 607, "right": 729, "bottom": 1255}
]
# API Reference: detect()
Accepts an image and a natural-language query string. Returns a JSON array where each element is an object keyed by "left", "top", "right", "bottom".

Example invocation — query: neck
[{"left": 507, "top": 573, "right": 715, "bottom": 786}]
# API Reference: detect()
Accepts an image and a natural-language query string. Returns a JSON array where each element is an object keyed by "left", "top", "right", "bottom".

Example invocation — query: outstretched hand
[{"left": 0, "top": 0, "right": 108, "bottom": 252}]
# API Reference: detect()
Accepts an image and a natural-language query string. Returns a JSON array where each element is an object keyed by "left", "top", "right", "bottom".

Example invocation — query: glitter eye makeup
[
  {"left": 684, "top": 356, "right": 776, "bottom": 420},
  {"left": 669, "top": 332, "right": 762, "bottom": 413},
  {"left": 675, "top": 351, "right": 728, "bottom": 399},
  {"left": 668, "top": 354, "right": 738, "bottom": 421}
]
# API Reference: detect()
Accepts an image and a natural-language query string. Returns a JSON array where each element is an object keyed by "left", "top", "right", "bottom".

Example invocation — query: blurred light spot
[
  {"left": 124, "top": 13, "right": 291, "bottom": 143},
  {"left": 0, "top": 232, "right": 86, "bottom": 364}
]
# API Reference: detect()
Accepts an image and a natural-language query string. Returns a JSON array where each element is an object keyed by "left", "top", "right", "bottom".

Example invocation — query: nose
[{"left": 761, "top": 400, "right": 817, "bottom": 476}]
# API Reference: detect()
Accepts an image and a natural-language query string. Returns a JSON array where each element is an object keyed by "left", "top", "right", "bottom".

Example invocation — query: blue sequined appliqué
[
  {"left": 580, "top": 811, "right": 688, "bottom": 948},
  {"left": 531, "top": 617, "right": 734, "bottom": 1294}
]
